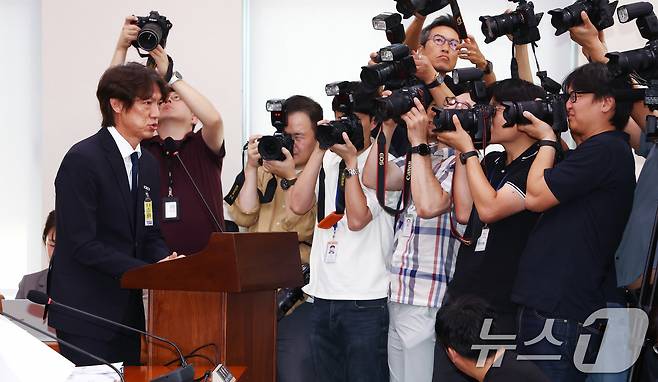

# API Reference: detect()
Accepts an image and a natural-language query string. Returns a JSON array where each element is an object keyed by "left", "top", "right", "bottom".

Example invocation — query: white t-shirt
[{"left": 303, "top": 144, "right": 400, "bottom": 300}]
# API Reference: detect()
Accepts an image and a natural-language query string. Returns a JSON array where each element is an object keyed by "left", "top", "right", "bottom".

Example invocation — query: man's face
[
  {"left": 565, "top": 87, "right": 610, "bottom": 138},
  {"left": 114, "top": 84, "right": 162, "bottom": 143},
  {"left": 158, "top": 91, "right": 197, "bottom": 128},
  {"left": 489, "top": 97, "right": 519, "bottom": 144},
  {"left": 45, "top": 228, "right": 56, "bottom": 260},
  {"left": 422, "top": 26, "right": 459, "bottom": 74},
  {"left": 285, "top": 111, "right": 317, "bottom": 166}
]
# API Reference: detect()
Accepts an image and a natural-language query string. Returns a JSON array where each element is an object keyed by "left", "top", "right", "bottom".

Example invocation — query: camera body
[
  {"left": 432, "top": 105, "right": 494, "bottom": 149},
  {"left": 549, "top": 0, "right": 618, "bottom": 36},
  {"left": 501, "top": 94, "right": 569, "bottom": 133},
  {"left": 394, "top": 0, "right": 451, "bottom": 19},
  {"left": 374, "top": 83, "right": 432, "bottom": 121},
  {"left": 316, "top": 113, "right": 365, "bottom": 151},
  {"left": 480, "top": 0, "right": 543, "bottom": 45},
  {"left": 372, "top": 13, "right": 406, "bottom": 44},
  {"left": 361, "top": 54, "right": 417, "bottom": 90},
  {"left": 132, "top": 11, "right": 173, "bottom": 52},
  {"left": 277, "top": 263, "right": 310, "bottom": 321},
  {"left": 258, "top": 99, "right": 294, "bottom": 161}
]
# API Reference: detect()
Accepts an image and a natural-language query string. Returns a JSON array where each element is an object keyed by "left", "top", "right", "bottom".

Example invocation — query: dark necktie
[{"left": 130, "top": 152, "right": 139, "bottom": 204}]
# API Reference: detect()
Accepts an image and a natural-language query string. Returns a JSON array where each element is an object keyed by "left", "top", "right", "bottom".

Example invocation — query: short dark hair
[
  {"left": 97, "top": 63, "right": 169, "bottom": 128},
  {"left": 435, "top": 295, "right": 497, "bottom": 360},
  {"left": 420, "top": 15, "right": 459, "bottom": 46},
  {"left": 562, "top": 62, "right": 633, "bottom": 130},
  {"left": 284, "top": 95, "right": 324, "bottom": 127},
  {"left": 42, "top": 210, "right": 55, "bottom": 245},
  {"left": 487, "top": 78, "right": 547, "bottom": 104}
]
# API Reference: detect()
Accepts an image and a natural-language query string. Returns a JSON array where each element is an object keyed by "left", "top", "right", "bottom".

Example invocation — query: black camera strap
[
  {"left": 376, "top": 131, "right": 411, "bottom": 217},
  {"left": 317, "top": 167, "right": 325, "bottom": 222},
  {"left": 316, "top": 161, "right": 347, "bottom": 222},
  {"left": 224, "top": 170, "right": 277, "bottom": 206}
]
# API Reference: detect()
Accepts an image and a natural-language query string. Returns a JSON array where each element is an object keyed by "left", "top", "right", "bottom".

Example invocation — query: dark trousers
[
  {"left": 277, "top": 301, "right": 316, "bottom": 382},
  {"left": 56, "top": 330, "right": 141, "bottom": 366},
  {"left": 517, "top": 306, "right": 602, "bottom": 382},
  {"left": 310, "top": 298, "right": 389, "bottom": 382}
]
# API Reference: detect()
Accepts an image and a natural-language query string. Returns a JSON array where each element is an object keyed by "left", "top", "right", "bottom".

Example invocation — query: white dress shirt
[{"left": 107, "top": 127, "right": 141, "bottom": 190}]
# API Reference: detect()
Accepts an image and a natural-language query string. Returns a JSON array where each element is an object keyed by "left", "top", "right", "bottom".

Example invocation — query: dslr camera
[
  {"left": 132, "top": 11, "right": 173, "bottom": 52},
  {"left": 394, "top": 0, "right": 451, "bottom": 19},
  {"left": 501, "top": 94, "right": 569, "bottom": 133},
  {"left": 606, "top": 2, "right": 658, "bottom": 80},
  {"left": 374, "top": 83, "right": 433, "bottom": 121},
  {"left": 480, "top": 0, "right": 543, "bottom": 45},
  {"left": 258, "top": 99, "right": 294, "bottom": 161},
  {"left": 360, "top": 49, "right": 416, "bottom": 90},
  {"left": 316, "top": 113, "right": 365, "bottom": 151},
  {"left": 549, "top": 0, "right": 618, "bottom": 36}
]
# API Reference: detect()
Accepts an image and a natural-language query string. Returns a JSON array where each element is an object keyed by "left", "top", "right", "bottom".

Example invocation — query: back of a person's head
[
  {"left": 96, "top": 63, "right": 168, "bottom": 128},
  {"left": 435, "top": 295, "right": 496, "bottom": 360},
  {"left": 562, "top": 62, "right": 633, "bottom": 130},
  {"left": 42, "top": 210, "right": 56, "bottom": 245},
  {"left": 285, "top": 95, "right": 323, "bottom": 126},
  {"left": 487, "top": 78, "right": 546, "bottom": 104},
  {"left": 420, "top": 14, "right": 458, "bottom": 45}
]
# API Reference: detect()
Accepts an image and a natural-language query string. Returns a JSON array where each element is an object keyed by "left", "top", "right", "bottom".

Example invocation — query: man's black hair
[
  {"left": 487, "top": 78, "right": 547, "bottom": 104},
  {"left": 420, "top": 15, "right": 460, "bottom": 46},
  {"left": 285, "top": 95, "right": 323, "bottom": 128},
  {"left": 435, "top": 295, "right": 497, "bottom": 360},
  {"left": 562, "top": 62, "right": 633, "bottom": 131}
]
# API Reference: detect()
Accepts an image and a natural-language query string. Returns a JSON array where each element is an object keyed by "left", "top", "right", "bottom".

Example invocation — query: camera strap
[
  {"left": 376, "top": 131, "right": 411, "bottom": 217},
  {"left": 316, "top": 161, "right": 347, "bottom": 229},
  {"left": 223, "top": 171, "right": 277, "bottom": 205}
]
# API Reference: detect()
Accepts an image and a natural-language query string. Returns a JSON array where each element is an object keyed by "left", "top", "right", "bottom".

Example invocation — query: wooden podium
[{"left": 121, "top": 232, "right": 303, "bottom": 382}]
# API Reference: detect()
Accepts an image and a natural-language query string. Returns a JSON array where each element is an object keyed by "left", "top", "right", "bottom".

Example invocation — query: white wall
[{"left": 0, "top": 0, "right": 43, "bottom": 298}]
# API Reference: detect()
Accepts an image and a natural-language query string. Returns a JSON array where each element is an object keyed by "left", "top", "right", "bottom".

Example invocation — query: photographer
[
  {"left": 287, "top": 95, "right": 399, "bottom": 381},
  {"left": 111, "top": 15, "right": 226, "bottom": 255},
  {"left": 361, "top": 95, "right": 461, "bottom": 381},
  {"left": 433, "top": 78, "right": 546, "bottom": 382},
  {"left": 228, "top": 95, "right": 320, "bottom": 382},
  {"left": 511, "top": 62, "right": 635, "bottom": 382}
]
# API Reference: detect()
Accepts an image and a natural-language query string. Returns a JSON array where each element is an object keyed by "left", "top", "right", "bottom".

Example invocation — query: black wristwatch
[
  {"left": 538, "top": 139, "right": 560, "bottom": 150},
  {"left": 409, "top": 143, "right": 431, "bottom": 156},
  {"left": 280, "top": 177, "right": 297, "bottom": 190},
  {"left": 459, "top": 150, "right": 479, "bottom": 164},
  {"left": 425, "top": 72, "right": 445, "bottom": 89}
]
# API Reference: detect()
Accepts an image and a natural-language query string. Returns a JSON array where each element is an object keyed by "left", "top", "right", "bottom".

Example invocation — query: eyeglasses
[
  {"left": 567, "top": 91, "right": 593, "bottom": 104},
  {"left": 428, "top": 34, "right": 459, "bottom": 51},
  {"left": 160, "top": 93, "right": 182, "bottom": 105},
  {"left": 443, "top": 97, "right": 472, "bottom": 110}
]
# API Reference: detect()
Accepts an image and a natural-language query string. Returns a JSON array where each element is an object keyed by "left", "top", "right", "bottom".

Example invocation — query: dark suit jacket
[
  {"left": 16, "top": 268, "right": 48, "bottom": 299},
  {"left": 48, "top": 128, "right": 169, "bottom": 340}
]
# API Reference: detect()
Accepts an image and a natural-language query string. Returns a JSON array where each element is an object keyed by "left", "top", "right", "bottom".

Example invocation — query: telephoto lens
[
  {"left": 316, "top": 114, "right": 365, "bottom": 150},
  {"left": 258, "top": 134, "right": 294, "bottom": 161},
  {"left": 479, "top": 2, "right": 543, "bottom": 45},
  {"left": 360, "top": 56, "right": 417, "bottom": 89},
  {"left": 432, "top": 108, "right": 479, "bottom": 133},
  {"left": 548, "top": 0, "right": 618, "bottom": 36}
]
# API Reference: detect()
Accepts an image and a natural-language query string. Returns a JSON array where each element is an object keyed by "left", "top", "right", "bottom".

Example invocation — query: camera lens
[
  {"left": 137, "top": 23, "right": 163, "bottom": 51},
  {"left": 258, "top": 134, "right": 293, "bottom": 161}
]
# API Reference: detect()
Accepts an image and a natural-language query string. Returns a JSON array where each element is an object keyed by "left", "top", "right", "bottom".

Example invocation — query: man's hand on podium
[{"left": 158, "top": 252, "right": 186, "bottom": 263}]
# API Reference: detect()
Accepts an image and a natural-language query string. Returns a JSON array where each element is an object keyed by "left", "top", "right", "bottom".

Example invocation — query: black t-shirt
[
  {"left": 483, "top": 351, "right": 550, "bottom": 382},
  {"left": 449, "top": 144, "right": 540, "bottom": 313},
  {"left": 512, "top": 130, "right": 635, "bottom": 322}
]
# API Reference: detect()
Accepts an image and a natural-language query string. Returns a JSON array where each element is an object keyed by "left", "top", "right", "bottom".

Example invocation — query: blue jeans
[
  {"left": 310, "top": 298, "right": 389, "bottom": 382},
  {"left": 517, "top": 307, "right": 603, "bottom": 382}
]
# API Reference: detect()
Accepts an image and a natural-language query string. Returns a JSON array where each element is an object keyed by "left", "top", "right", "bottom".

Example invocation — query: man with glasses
[
  {"left": 111, "top": 16, "right": 226, "bottom": 255},
  {"left": 434, "top": 78, "right": 547, "bottom": 381},
  {"left": 511, "top": 62, "right": 635, "bottom": 382},
  {"left": 361, "top": 93, "right": 466, "bottom": 381}
]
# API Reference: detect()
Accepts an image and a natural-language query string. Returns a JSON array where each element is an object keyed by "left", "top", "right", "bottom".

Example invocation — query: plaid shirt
[{"left": 389, "top": 145, "right": 463, "bottom": 308}]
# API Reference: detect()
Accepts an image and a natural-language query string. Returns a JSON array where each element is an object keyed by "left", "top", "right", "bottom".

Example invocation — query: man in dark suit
[{"left": 48, "top": 63, "right": 178, "bottom": 366}]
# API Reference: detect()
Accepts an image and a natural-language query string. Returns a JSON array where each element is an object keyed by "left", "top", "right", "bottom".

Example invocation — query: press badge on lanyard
[
  {"left": 324, "top": 227, "right": 338, "bottom": 263},
  {"left": 401, "top": 214, "right": 414, "bottom": 238},
  {"left": 475, "top": 226, "right": 489, "bottom": 252},
  {"left": 143, "top": 186, "right": 154, "bottom": 227}
]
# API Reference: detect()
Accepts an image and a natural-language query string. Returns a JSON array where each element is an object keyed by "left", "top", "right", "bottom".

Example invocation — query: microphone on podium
[
  {"left": 27, "top": 290, "right": 195, "bottom": 382},
  {"left": 0, "top": 309, "right": 125, "bottom": 382}
]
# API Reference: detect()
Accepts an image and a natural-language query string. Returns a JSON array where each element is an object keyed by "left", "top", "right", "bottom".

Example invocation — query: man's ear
[
  {"left": 110, "top": 98, "right": 124, "bottom": 114},
  {"left": 446, "top": 347, "right": 459, "bottom": 363},
  {"left": 600, "top": 95, "right": 616, "bottom": 115}
]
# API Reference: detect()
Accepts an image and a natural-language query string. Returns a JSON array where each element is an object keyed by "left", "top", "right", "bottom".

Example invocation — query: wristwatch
[
  {"left": 482, "top": 60, "right": 493, "bottom": 75},
  {"left": 459, "top": 150, "right": 479, "bottom": 165},
  {"left": 168, "top": 71, "right": 183, "bottom": 86},
  {"left": 343, "top": 168, "right": 360, "bottom": 178},
  {"left": 425, "top": 72, "right": 445, "bottom": 89},
  {"left": 409, "top": 143, "right": 431, "bottom": 156},
  {"left": 538, "top": 139, "right": 559, "bottom": 150},
  {"left": 280, "top": 177, "right": 297, "bottom": 190}
]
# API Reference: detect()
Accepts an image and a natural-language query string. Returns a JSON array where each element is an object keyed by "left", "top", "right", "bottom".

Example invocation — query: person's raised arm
[
  {"left": 235, "top": 135, "right": 264, "bottom": 215},
  {"left": 403, "top": 98, "right": 451, "bottom": 218},
  {"left": 110, "top": 16, "right": 139, "bottom": 67},
  {"left": 331, "top": 134, "right": 372, "bottom": 231},
  {"left": 570, "top": 11, "right": 608, "bottom": 64},
  {"left": 403, "top": 13, "right": 427, "bottom": 51},
  {"left": 457, "top": 34, "right": 496, "bottom": 86},
  {"left": 288, "top": 143, "right": 325, "bottom": 216}
]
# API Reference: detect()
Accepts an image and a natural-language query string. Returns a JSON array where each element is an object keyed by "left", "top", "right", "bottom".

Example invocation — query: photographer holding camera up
[
  {"left": 433, "top": 78, "right": 546, "bottom": 382},
  {"left": 110, "top": 15, "right": 226, "bottom": 255},
  {"left": 228, "top": 95, "right": 320, "bottom": 382},
  {"left": 287, "top": 90, "right": 398, "bottom": 381},
  {"left": 511, "top": 62, "right": 635, "bottom": 382}
]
